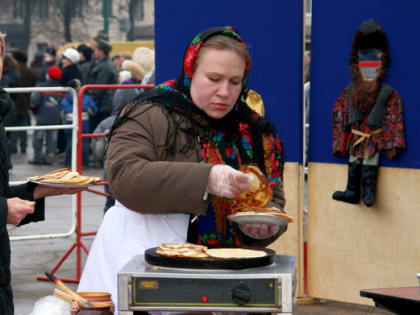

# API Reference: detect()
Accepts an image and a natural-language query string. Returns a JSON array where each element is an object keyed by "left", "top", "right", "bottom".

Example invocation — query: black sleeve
[
  {"left": 6, "top": 182, "right": 45, "bottom": 226},
  {"left": 0, "top": 198, "right": 7, "bottom": 230}
]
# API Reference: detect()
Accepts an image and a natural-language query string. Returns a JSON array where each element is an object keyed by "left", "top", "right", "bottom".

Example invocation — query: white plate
[
  {"left": 28, "top": 179, "right": 95, "bottom": 188},
  {"left": 228, "top": 213, "right": 288, "bottom": 225}
]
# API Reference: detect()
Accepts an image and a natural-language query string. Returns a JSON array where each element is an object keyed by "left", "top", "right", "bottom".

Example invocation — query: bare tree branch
[{"left": 21, "top": 0, "right": 37, "bottom": 51}]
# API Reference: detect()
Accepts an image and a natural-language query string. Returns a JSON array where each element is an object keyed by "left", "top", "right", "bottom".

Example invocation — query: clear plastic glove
[
  {"left": 239, "top": 222, "right": 280, "bottom": 240},
  {"left": 239, "top": 207, "right": 288, "bottom": 240},
  {"left": 206, "top": 165, "right": 251, "bottom": 198}
]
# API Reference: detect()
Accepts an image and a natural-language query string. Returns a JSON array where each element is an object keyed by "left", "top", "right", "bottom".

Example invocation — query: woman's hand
[
  {"left": 206, "top": 165, "right": 250, "bottom": 198},
  {"left": 33, "top": 185, "right": 85, "bottom": 200},
  {"left": 7, "top": 197, "right": 35, "bottom": 226},
  {"left": 239, "top": 206, "right": 288, "bottom": 239},
  {"left": 239, "top": 222, "right": 280, "bottom": 240}
]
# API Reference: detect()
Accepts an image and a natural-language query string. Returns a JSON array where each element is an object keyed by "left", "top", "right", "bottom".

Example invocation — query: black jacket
[
  {"left": 60, "top": 64, "right": 83, "bottom": 87},
  {"left": 86, "top": 57, "right": 116, "bottom": 113},
  {"left": 0, "top": 88, "right": 45, "bottom": 314}
]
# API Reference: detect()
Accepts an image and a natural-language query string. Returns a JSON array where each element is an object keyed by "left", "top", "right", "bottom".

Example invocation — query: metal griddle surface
[{"left": 145, "top": 247, "right": 275, "bottom": 270}]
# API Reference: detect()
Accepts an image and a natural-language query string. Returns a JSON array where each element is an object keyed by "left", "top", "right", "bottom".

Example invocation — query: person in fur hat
[
  {"left": 132, "top": 47, "right": 155, "bottom": 91},
  {"left": 332, "top": 19, "right": 405, "bottom": 207},
  {"left": 120, "top": 59, "right": 145, "bottom": 83}
]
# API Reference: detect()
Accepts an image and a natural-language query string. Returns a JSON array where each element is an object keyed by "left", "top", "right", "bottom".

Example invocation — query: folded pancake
[
  {"left": 29, "top": 168, "right": 101, "bottom": 185},
  {"left": 156, "top": 243, "right": 209, "bottom": 259},
  {"left": 232, "top": 165, "right": 272, "bottom": 210}
]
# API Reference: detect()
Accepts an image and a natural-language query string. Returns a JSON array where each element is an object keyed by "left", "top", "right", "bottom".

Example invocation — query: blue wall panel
[
  {"left": 155, "top": 0, "right": 303, "bottom": 163},
  {"left": 310, "top": 1, "right": 419, "bottom": 168}
]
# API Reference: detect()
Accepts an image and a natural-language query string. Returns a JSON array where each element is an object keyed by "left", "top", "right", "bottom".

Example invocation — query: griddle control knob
[{"left": 231, "top": 282, "right": 252, "bottom": 305}]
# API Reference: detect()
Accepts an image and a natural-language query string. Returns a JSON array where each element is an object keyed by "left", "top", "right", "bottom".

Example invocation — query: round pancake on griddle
[
  {"left": 232, "top": 165, "right": 272, "bottom": 210},
  {"left": 206, "top": 248, "right": 267, "bottom": 259}
]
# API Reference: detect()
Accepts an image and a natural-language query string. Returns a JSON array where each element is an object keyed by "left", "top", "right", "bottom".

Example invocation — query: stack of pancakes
[
  {"left": 232, "top": 165, "right": 272, "bottom": 210},
  {"left": 29, "top": 168, "right": 101, "bottom": 186}
]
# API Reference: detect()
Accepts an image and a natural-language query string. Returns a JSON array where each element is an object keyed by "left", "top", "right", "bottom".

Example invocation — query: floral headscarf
[{"left": 110, "top": 26, "right": 285, "bottom": 246}]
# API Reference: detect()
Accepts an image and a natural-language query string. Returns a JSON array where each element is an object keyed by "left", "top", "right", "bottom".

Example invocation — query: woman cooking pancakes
[{"left": 78, "top": 26, "right": 289, "bottom": 310}]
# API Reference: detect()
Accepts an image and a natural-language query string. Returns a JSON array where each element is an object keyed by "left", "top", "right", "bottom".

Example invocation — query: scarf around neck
[{"left": 109, "top": 26, "right": 285, "bottom": 246}]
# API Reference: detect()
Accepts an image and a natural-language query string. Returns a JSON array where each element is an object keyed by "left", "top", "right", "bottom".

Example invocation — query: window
[
  {"left": 133, "top": 0, "right": 144, "bottom": 21},
  {"left": 37, "top": 0, "right": 49, "bottom": 18},
  {"left": 37, "top": 42, "right": 48, "bottom": 54},
  {"left": 13, "top": 1, "right": 24, "bottom": 19}
]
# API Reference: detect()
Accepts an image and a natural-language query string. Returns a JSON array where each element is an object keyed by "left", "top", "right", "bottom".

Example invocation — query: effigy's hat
[{"left": 352, "top": 19, "right": 388, "bottom": 52}]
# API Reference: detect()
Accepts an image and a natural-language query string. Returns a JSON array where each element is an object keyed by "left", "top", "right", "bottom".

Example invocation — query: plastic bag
[{"left": 29, "top": 295, "right": 70, "bottom": 315}]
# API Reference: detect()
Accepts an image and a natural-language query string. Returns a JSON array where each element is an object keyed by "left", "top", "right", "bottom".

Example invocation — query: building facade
[{"left": 0, "top": 0, "right": 154, "bottom": 61}]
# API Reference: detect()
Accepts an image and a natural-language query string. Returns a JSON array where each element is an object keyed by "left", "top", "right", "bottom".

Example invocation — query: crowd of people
[{"left": 0, "top": 31, "right": 156, "bottom": 171}]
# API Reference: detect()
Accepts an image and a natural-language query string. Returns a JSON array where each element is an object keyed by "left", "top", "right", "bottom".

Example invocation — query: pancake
[
  {"left": 206, "top": 248, "right": 267, "bottom": 259},
  {"left": 29, "top": 168, "right": 101, "bottom": 185},
  {"left": 234, "top": 206, "right": 294, "bottom": 223},
  {"left": 156, "top": 243, "right": 209, "bottom": 259},
  {"left": 232, "top": 165, "right": 272, "bottom": 210}
]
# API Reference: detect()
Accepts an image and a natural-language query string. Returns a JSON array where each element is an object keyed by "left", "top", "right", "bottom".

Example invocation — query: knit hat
[
  {"left": 63, "top": 47, "right": 80, "bottom": 64},
  {"left": 96, "top": 39, "right": 113, "bottom": 55},
  {"left": 118, "top": 70, "right": 132, "bottom": 83},
  {"left": 12, "top": 50, "right": 28, "bottom": 63},
  {"left": 132, "top": 47, "right": 155, "bottom": 73},
  {"left": 77, "top": 44, "right": 93, "bottom": 61},
  {"left": 45, "top": 47, "right": 57, "bottom": 57},
  {"left": 47, "top": 65, "right": 62, "bottom": 80},
  {"left": 121, "top": 59, "right": 145, "bottom": 81}
]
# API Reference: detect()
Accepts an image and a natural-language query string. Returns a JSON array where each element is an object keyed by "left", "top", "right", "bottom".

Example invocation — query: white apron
[{"left": 77, "top": 200, "right": 189, "bottom": 314}]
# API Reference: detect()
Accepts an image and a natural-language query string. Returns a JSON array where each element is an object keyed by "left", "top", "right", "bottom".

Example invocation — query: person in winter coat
[
  {"left": 29, "top": 66, "right": 65, "bottom": 165},
  {"left": 132, "top": 46, "right": 155, "bottom": 92},
  {"left": 0, "top": 54, "right": 20, "bottom": 167},
  {"left": 60, "top": 79, "right": 97, "bottom": 167},
  {"left": 30, "top": 52, "right": 45, "bottom": 83},
  {"left": 85, "top": 39, "right": 116, "bottom": 131},
  {"left": 0, "top": 30, "right": 83, "bottom": 315},
  {"left": 42, "top": 47, "right": 57, "bottom": 78},
  {"left": 60, "top": 47, "right": 83, "bottom": 87},
  {"left": 91, "top": 71, "right": 139, "bottom": 213},
  {"left": 10, "top": 50, "right": 36, "bottom": 154},
  {"left": 76, "top": 44, "right": 93, "bottom": 85},
  {"left": 78, "top": 26, "right": 289, "bottom": 309}
]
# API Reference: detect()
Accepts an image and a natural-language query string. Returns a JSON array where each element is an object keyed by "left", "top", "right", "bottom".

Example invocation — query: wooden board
[
  {"left": 269, "top": 162, "right": 304, "bottom": 297},
  {"left": 307, "top": 163, "right": 420, "bottom": 305}
]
